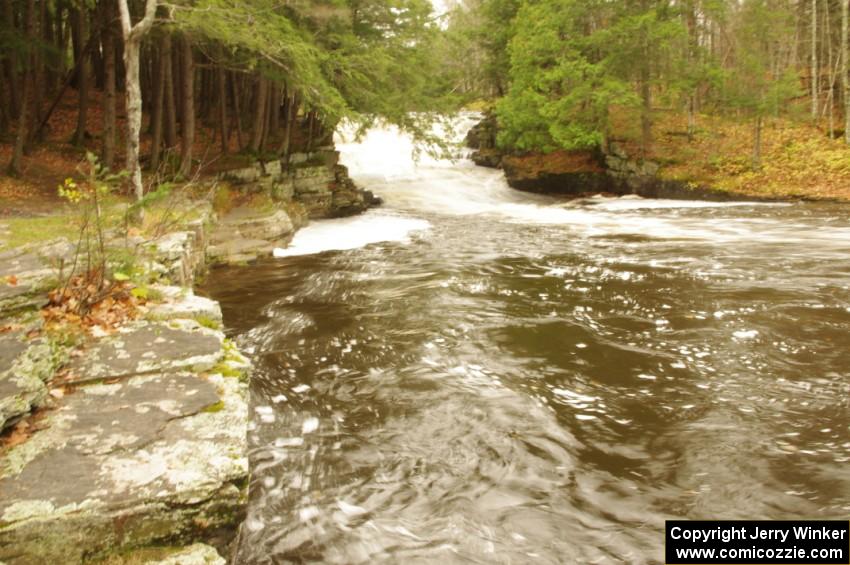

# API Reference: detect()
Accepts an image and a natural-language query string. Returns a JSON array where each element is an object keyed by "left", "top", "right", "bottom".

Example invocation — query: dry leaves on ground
[{"left": 42, "top": 271, "right": 145, "bottom": 334}]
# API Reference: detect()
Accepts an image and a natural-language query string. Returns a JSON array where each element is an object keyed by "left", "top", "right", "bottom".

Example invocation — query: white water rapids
[{"left": 274, "top": 116, "right": 849, "bottom": 257}]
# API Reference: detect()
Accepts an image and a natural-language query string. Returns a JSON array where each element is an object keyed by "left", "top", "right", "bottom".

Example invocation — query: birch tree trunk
[
  {"left": 826, "top": 0, "right": 836, "bottom": 137},
  {"left": 118, "top": 0, "right": 157, "bottom": 208},
  {"left": 812, "top": 0, "right": 818, "bottom": 121},
  {"left": 639, "top": 0, "right": 652, "bottom": 157},
  {"left": 841, "top": 0, "right": 850, "bottom": 145}
]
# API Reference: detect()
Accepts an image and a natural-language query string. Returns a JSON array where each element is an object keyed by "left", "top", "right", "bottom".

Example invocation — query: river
[{"left": 202, "top": 118, "right": 850, "bottom": 564}]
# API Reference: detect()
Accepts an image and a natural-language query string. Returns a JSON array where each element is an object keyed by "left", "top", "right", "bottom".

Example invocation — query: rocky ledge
[
  {"left": 0, "top": 140, "right": 382, "bottom": 563},
  {"left": 211, "top": 148, "right": 380, "bottom": 265},
  {"left": 0, "top": 286, "right": 251, "bottom": 564},
  {"left": 467, "top": 115, "right": 778, "bottom": 202},
  {"left": 0, "top": 227, "right": 250, "bottom": 563}
]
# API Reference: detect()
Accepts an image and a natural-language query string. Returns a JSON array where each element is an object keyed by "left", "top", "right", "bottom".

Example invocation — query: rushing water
[{"left": 203, "top": 119, "right": 850, "bottom": 564}]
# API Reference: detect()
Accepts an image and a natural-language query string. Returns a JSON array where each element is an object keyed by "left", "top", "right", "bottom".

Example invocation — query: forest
[
  {"left": 1, "top": 0, "right": 850, "bottom": 202},
  {"left": 443, "top": 0, "right": 850, "bottom": 198},
  {"left": 0, "top": 0, "right": 458, "bottom": 210},
  {"left": 449, "top": 0, "right": 847, "bottom": 150}
]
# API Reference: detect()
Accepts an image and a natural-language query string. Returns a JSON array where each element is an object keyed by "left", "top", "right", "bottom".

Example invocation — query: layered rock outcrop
[
  {"left": 210, "top": 148, "right": 380, "bottom": 265},
  {"left": 0, "top": 218, "right": 248, "bottom": 564},
  {"left": 218, "top": 149, "right": 379, "bottom": 220},
  {"left": 468, "top": 117, "right": 776, "bottom": 202},
  {"left": 0, "top": 136, "right": 381, "bottom": 563}
]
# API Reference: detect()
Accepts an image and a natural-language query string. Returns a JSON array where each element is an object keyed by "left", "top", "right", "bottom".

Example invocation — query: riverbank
[
  {"left": 0, "top": 148, "right": 377, "bottom": 563},
  {"left": 469, "top": 111, "right": 850, "bottom": 202},
  {"left": 0, "top": 226, "right": 250, "bottom": 563}
]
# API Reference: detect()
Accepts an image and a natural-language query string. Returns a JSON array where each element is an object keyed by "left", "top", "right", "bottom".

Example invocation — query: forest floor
[
  {"left": 0, "top": 88, "right": 284, "bottom": 220},
  {"left": 610, "top": 108, "right": 850, "bottom": 201}
]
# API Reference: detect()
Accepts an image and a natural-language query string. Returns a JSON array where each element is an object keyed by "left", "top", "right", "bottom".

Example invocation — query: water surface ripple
[{"left": 203, "top": 123, "right": 850, "bottom": 564}]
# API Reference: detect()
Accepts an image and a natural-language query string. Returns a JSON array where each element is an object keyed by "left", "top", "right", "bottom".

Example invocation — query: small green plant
[
  {"left": 202, "top": 400, "right": 225, "bottom": 413},
  {"left": 195, "top": 315, "right": 222, "bottom": 330},
  {"left": 52, "top": 153, "right": 127, "bottom": 316},
  {"left": 209, "top": 339, "right": 251, "bottom": 381}
]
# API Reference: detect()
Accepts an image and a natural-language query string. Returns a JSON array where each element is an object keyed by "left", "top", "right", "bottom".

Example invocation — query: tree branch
[{"left": 118, "top": 0, "right": 158, "bottom": 42}]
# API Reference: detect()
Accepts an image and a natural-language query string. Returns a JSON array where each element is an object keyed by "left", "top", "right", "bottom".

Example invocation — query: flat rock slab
[
  {"left": 207, "top": 238, "right": 275, "bottom": 265},
  {"left": 0, "top": 334, "right": 58, "bottom": 431},
  {"left": 0, "top": 371, "right": 248, "bottom": 564},
  {"left": 0, "top": 251, "right": 53, "bottom": 317},
  {"left": 0, "top": 240, "right": 71, "bottom": 282},
  {"left": 212, "top": 207, "right": 294, "bottom": 243},
  {"left": 147, "top": 286, "right": 223, "bottom": 325},
  {"left": 0, "top": 334, "right": 27, "bottom": 370},
  {"left": 147, "top": 543, "right": 226, "bottom": 565},
  {"left": 0, "top": 251, "right": 48, "bottom": 280},
  {"left": 66, "top": 320, "right": 224, "bottom": 384},
  {"left": 0, "top": 283, "right": 44, "bottom": 315},
  {"left": 0, "top": 283, "right": 32, "bottom": 302}
]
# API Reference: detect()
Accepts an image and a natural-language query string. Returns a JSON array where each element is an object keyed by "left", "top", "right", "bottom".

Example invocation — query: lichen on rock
[
  {"left": 0, "top": 368, "right": 249, "bottom": 563},
  {"left": 145, "top": 543, "right": 226, "bottom": 565},
  {"left": 0, "top": 333, "right": 66, "bottom": 431}
]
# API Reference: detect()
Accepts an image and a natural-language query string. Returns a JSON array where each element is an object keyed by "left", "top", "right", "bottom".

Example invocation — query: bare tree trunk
[
  {"left": 827, "top": 0, "right": 836, "bottom": 137},
  {"left": 812, "top": 0, "right": 818, "bottom": 121},
  {"left": 101, "top": 0, "right": 116, "bottom": 169},
  {"left": 57, "top": 1, "right": 69, "bottom": 79},
  {"left": 841, "top": 0, "right": 850, "bottom": 145},
  {"left": 178, "top": 35, "right": 195, "bottom": 177},
  {"left": 686, "top": 0, "right": 697, "bottom": 140},
  {"left": 260, "top": 84, "right": 276, "bottom": 151},
  {"left": 278, "top": 92, "right": 297, "bottom": 159},
  {"left": 269, "top": 85, "right": 280, "bottom": 136},
  {"left": 118, "top": 0, "right": 157, "bottom": 209},
  {"left": 639, "top": 0, "right": 652, "bottom": 157},
  {"left": 173, "top": 41, "right": 182, "bottom": 127},
  {"left": 230, "top": 73, "right": 244, "bottom": 150},
  {"left": 250, "top": 75, "right": 268, "bottom": 153},
  {"left": 90, "top": 9, "right": 104, "bottom": 89},
  {"left": 217, "top": 63, "right": 229, "bottom": 154},
  {"left": 0, "top": 86, "right": 10, "bottom": 134},
  {"left": 29, "top": 0, "right": 45, "bottom": 147},
  {"left": 44, "top": 1, "right": 65, "bottom": 93},
  {"left": 7, "top": 0, "right": 34, "bottom": 177},
  {"left": 162, "top": 34, "right": 177, "bottom": 149},
  {"left": 2, "top": 0, "right": 20, "bottom": 118},
  {"left": 44, "top": 0, "right": 58, "bottom": 93},
  {"left": 122, "top": 39, "right": 144, "bottom": 200},
  {"left": 149, "top": 36, "right": 166, "bottom": 171},
  {"left": 0, "top": 82, "right": 7, "bottom": 135},
  {"left": 72, "top": 6, "right": 89, "bottom": 146},
  {"left": 306, "top": 109, "right": 315, "bottom": 151}
]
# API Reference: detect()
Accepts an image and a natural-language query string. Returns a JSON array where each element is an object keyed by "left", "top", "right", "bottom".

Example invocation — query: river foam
[
  {"left": 269, "top": 115, "right": 850, "bottom": 258},
  {"left": 272, "top": 213, "right": 431, "bottom": 257}
]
